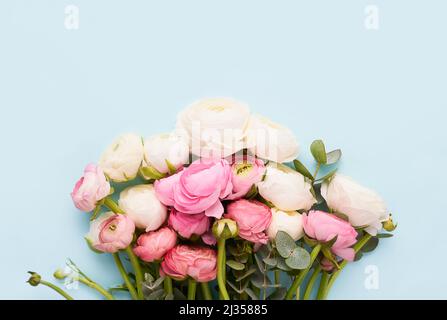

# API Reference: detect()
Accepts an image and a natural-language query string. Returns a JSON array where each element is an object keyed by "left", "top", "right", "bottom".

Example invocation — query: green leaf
[
  {"left": 254, "top": 253, "right": 265, "bottom": 274},
  {"left": 315, "top": 169, "right": 338, "bottom": 183},
  {"left": 244, "top": 184, "right": 258, "bottom": 199},
  {"left": 293, "top": 160, "right": 314, "bottom": 180},
  {"left": 326, "top": 149, "right": 342, "bottom": 165},
  {"left": 276, "top": 258, "right": 293, "bottom": 272},
  {"left": 354, "top": 251, "right": 363, "bottom": 261},
  {"left": 263, "top": 257, "right": 278, "bottom": 267},
  {"left": 377, "top": 233, "right": 393, "bottom": 238},
  {"left": 226, "top": 260, "right": 245, "bottom": 271},
  {"left": 304, "top": 235, "right": 319, "bottom": 247},
  {"left": 310, "top": 140, "right": 327, "bottom": 164},
  {"left": 244, "top": 287, "right": 259, "bottom": 300},
  {"left": 285, "top": 247, "right": 311, "bottom": 270},
  {"left": 84, "top": 237, "right": 103, "bottom": 254},
  {"left": 173, "top": 288, "right": 186, "bottom": 300},
  {"left": 331, "top": 211, "right": 349, "bottom": 222},
  {"left": 235, "top": 265, "right": 257, "bottom": 282},
  {"left": 256, "top": 245, "right": 271, "bottom": 259},
  {"left": 267, "top": 287, "right": 287, "bottom": 300},
  {"left": 361, "top": 237, "right": 379, "bottom": 253},
  {"left": 146, "top": 288, "right": 165, "bottom": 300},
  {"left": 227, "top": 280, "right": 245, "bottom": 294},
  {"left": 140, "top": 166, "right": 165, "bottom": 180},
  {"left": 275, "top": 231, "right": 297, "bottom": 258},
  {"left": 165, "top": 160, "right": 177, "bottom": 175},
  {"left": 164, "top": 293, "right": 174, "bottom": 300},
  {"left": 250, "top": 271, "right": 265, "bottom": 288}
]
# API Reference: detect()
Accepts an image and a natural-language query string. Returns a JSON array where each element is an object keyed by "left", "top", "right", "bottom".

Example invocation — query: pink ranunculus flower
[
  {"left": 71, "top": 164, "right": 111, "bottom": 212},
  {"left": 224, "top": 199, "right": 272, "bottom": 245},
  {"left": 201, "top": 230, "right": 217, "bottom": 246},
  {"left": 168, "top": 209, "right": 211, "bottom": 238},
  {"left": 226, "top": 155, "right": 265, "bottom": 200},
  {"left": 133, "top": 227, "right": 177, "bottom": 262},
  {"left": 320, "top": 257, "right": 336, "bottom": 272},
  {"left": 86, "top": 212, "right": 135, "bottom": 253},
  {"left": 161, "top": 245, "right": 217, "bottom": 282},
  {"left": 154, "top": 158, "right": 232, "bottom": 218},
  {"left": 303, "top": 210, "right": 358, "bottom": 261}
]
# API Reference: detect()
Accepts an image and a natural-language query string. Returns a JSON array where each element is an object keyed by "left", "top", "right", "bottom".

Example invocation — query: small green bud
[
  {"left": 27, "top": 272, "right": 41, "bottom": 287},
  {"left": 383, "top": 214, "right": 397, "bottom": 232},
  {"left": 53, "top": 268, "right": 69, "bottom": 280},
  {"left": 212, "top": 219, "right": 238, "bottom": 240}
]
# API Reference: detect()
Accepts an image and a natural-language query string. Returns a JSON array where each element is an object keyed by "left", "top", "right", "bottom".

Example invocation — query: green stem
[
  {"left": 187, "top": 279, "right": 197, "bottom": 300},
  {"left": 217, "top": 239, "right": 230, "bottom": 300},
  {"left": 103, "top": 197, "right": 124, "bottom": 214},
  {"left": 285, "top": 244, "right": 322, "bottom": 300},
  {"left": 76, "top": 278, "right": 114, "bottom": 300},
  {"left": 274, "top": 270, "right": 280, "bottom": 285},
  {"left": 201, "top": 282, "right": 212, "bottom": 300},
  {"left": 303, "top": 266, "right": 322, "bottom": 300},
  {"left": 323, "top": 233, "right": 372, "bottom": 299},
  {"left": 317, "top": 272, "right": 329, "bottom": 300},
  {"left": 164, "top": 277, "right": 173, "bottom": 296},
  {"left": 113, "top": 253, "right": 138, "bottom": 300},
  {"left": 40, "top": 280, "right": 74, "bottom": 300},
  {"left": 125, "top": 246, "right": 144, "bottom": 300}
]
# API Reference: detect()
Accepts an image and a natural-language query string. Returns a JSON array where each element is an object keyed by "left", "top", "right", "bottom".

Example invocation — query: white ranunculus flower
[
  {"left": 118, "top": 184, "right": 167, "bottom": 231},
  {"left": 176, "top": 97, "right": 251, "bottom": 158},
  {"left": 143, "top": 131, "right": 190, "bottom": 174},
  {"left": 246, "top": 114, "right": 299, "bottom": 163},
  {"left": 320, "top": 174, "right": 389, "bottom": 236},
  {"left": 99, "top": 133, "right": 144, "bottom": 182},
  {"left": 267, "top": 208, "right": 304, "bottom": 241},
  {"left": 257, "top": 163, "right": 316, "bottom": 211}
]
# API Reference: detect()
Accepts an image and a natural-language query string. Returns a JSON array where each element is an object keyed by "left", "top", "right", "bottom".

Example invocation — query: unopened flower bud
[
  {"left": 212, "top": 219, "right": 238, "bottom": 240},
  {"left": 53, "top": 268, "right": 69, "bottom": 280},
  {"left": 27, "top": 272, "right": 41, "bottom": 287},
  {"left": 383, "top": 214, "right": 397, "bottom": 232}
]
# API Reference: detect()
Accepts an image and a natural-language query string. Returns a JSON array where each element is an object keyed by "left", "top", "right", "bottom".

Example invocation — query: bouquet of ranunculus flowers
[{"left": 27, "top": 98, "right": 396, "bottom": 300}]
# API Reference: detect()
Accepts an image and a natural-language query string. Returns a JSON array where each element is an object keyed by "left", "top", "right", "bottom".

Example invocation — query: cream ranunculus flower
[
  {"left": 99, "top": 133, "right": 144, "bottom": 182},
  {"left": 143, "top": 131, "right": 190, "bottom": 174},
  {"left": 176, "top": 97, "right": 251, "bottom": 158},
  {"left": 118, "top": 184, "right": 167, "bottom": 231},
  {"left": 266, "top": 208, "right": 304, "bottom": 241},
  {"left": 257, "top": 163, "right": 316, "bottom": 211},
  {"left": 246, "top": 114, "right": 299, "bottom": 163},
  {"left": 320, "top": 174, "right": 389, "bottom": 235}
]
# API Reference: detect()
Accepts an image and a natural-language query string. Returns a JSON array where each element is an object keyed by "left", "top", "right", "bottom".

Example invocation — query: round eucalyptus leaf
[
  {"left": 285, "top": 247, "right": 311, "bottom": 270},
  {"left": 275, "top": 231, "right": 297, "bottom": 258}
]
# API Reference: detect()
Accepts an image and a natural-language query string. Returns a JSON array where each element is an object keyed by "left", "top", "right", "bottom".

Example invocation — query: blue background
[{"left": 1, "top": 0, "right": 446, "bottom": 299}]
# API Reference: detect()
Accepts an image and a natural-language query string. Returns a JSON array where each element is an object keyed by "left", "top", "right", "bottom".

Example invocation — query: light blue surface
[{"left": 1, "top": 0, "right": 446, "bottom": 299}]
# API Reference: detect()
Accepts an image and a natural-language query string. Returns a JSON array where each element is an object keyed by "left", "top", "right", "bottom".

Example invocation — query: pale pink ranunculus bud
[
  {"left": 321, "top": 174, "right": 389, "bottom": 236},
  {"left": 224, "top": 199, "right": 272, "bottom": 245},
  {"left": 225, "top": 155, "right": 265, "bottom": 200},
  {"left": 71, "top": 163, "right": 111, "bottom": 212},
  {"left": 133, "top": 227, "right": 177, "bottom": 262},
  {"left": 161, "top": 245, "right": 217, "bottom": 282},
  {"left": 168, "top": 209, "right": 211, "bottom": 239},
  {"left": 99, "top": 133, "right": 144, "bottom": 182},
  {"left": 257, "top": 163, "right": 316, "bottom": 211},
  {"left": 303, "top": 210, "right": 358, "bottom": 261},
  {"left": 142, "top": 131, "right": 189, "bottom": 174},
  {"left": 246, "top": 114, "right": 299, "bottom": 163},
  {"left": 176, "top": 97, "right": 251, "bottom": 159},
  {"left": 118, "top": 184, "right": 167, "bottom": 232},
  {"left": 86, "top": 212, "right": 135, "bottom": 253},
  {"left": 266, "top": 208, "right": 304, "bottom": 241},
  {"left": 154, "top": 158, "right": 232, "bottom": 218}
]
